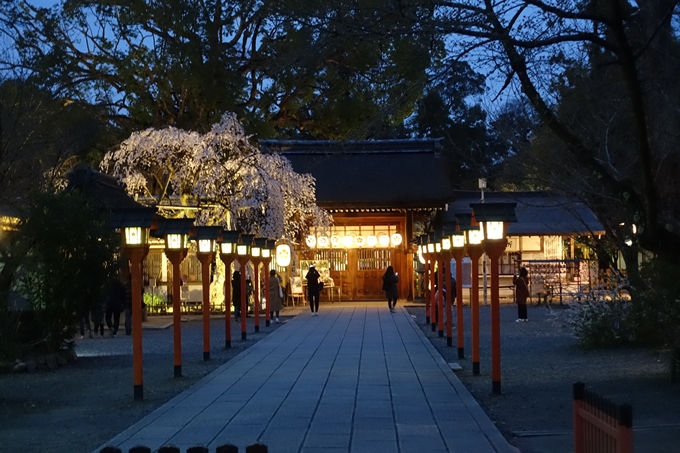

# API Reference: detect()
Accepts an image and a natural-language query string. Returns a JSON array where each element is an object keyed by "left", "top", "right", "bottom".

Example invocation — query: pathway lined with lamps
[
  {"left": 112, "top": 208, "right": 281, "bottom": 401},
  {"left": 113, "top": 200, "right": 516, "bottom": 402},
  {"left": 94, "top": 305, "right": 515, "bottom": 453},
  {"left": 415, "top": 201, "right": 517, "bottom": 395}
]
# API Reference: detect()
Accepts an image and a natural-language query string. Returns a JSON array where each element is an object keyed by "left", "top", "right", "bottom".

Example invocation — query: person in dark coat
[
  {"left": 305, "top": 264, "right": 321, "bottom": 316},
  {"left": 268, "top": 269, "right": 284, "bottom": 323},
  {"left": 382, "top": 266, "right": 399, "bottom": 312},
  {"left": 232, "top": 270, "right": 242, "bottom": 322},
  {"left": 513, "top": 267, "right": 530, "bottom": 322},
  {"left": 105, "top": 275, "right": 126, "bottom": 337}
]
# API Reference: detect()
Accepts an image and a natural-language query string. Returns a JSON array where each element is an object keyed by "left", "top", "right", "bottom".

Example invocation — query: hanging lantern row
[{"left": 306, "top": 232, "right": 403, "bottom": 249}]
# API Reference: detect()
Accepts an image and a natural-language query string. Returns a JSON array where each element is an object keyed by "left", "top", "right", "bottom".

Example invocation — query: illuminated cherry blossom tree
[{"left": 101, "top": 112, "right": 329, "bottom": 239}]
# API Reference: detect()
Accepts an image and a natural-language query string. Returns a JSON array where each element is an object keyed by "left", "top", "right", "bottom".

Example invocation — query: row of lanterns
[
  {"left": 414, "top": 202, "right": 517, "bottom": 397},
  {"left": 306, "top": 232, "right": 403, "bottom": 249},
  {"left": 125, "top": 219, "right": 292, "bottom": 266},
  {"left": 415, "top": 215, "right": 508, "bottom": 263},
  {"left": 111, "top": 208, "right": 297, "bottom": 401}
]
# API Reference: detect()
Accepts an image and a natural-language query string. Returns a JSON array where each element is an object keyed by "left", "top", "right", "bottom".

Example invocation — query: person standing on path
[
  {"left": 382, "top": 266, "right": 399, "bottom": 312},
  {"left": 105, "top": 274, "right": 126, "bottom": 337},
  {"left": 305, "top": 264, "right": 321, "bottom": 316},
  {"left": 513, "top": 267, "right": 530, "bottom": 322},
  {"left": 268, "top": 269, "right": 284, "bottom": 323}
]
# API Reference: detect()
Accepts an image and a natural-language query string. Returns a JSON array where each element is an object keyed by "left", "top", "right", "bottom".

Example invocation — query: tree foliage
[
  {"left": 1, "top": 190, "right": 119, "bottom": 357},
  {"left": 100, "top": 112, "right": 329, "bottom": 239},
  {"left": 1, "top": 0, "right": 441, "bottom": 139},
  {"left": 0, "top": 77, "right": 114, "bottom": 203},
  {"left": 408, "top": 60, "right": 506, "bottom": 187},
  {"left": 411, "top": 0, "right": 680, "bottom": 273}
]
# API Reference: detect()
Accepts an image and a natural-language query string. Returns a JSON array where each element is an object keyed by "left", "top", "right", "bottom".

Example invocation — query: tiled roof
[
  {"left": 260, "top": 139, "right": 454, "bottom": 210},
  {"left": 66, "top": 165, "right": 145, "bottom": 210},
  {"left": 446, "top": 191, "right": 604, "bottom": 236}
]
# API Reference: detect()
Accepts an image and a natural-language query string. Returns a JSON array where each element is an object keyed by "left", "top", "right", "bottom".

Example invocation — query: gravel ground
[
  {"left": 2, "top": 303, "right": 679, "bottom": 453},
  {"left": 405, "top": 302, "right": 680, "bottom": 453},
  {"left": 0, "top": 313, "right": 290, "bottom": 453}
]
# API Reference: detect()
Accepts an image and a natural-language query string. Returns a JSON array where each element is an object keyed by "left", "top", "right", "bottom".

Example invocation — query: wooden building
[
  {"left": 261, "top": 139, "right": 455, "bottom": 301},
  {"left": 445, "top": 191, "right": 605, "bottom": 301}
]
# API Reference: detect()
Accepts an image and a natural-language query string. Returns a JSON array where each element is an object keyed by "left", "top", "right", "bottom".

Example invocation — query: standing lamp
[
  {"left": 433, "top": 234, "right": 445, "bottom": 338},
  {"left": 110, "top": 207, "right": 156, "bottom": 401},
  {"left": 450, "top": 230, "right": 466, "bottom": 355},
  {"left": 457, "top": 213, "right": 483, "bottom": 375},
  {"left": 276, "top": 242, "right": 292, "bottom": 307},
  {"left": 192, "top": 226, "right": 221, "bottom": 361},
  {"left": 237, "top": 234, "right": 254, "bottom": 340},
  {"left": 251, "top": 238, "right": 268, "bottom": 333},
  {"left": 426, "top": 233, "right": 438, "bottom": 333},
  {"left": 262, "top": 240, "right": 275, "bottom": 327},
  {"left": 441, "top": 231, "right": 453, "bottom": 346},
  {"left": 470, "top": 202, "right": 517, "bottom": 395},
  {"left": 418, "top": 235, "right": 432, "bottom": 325},
  {"left": 154, "top": 217, "right": 193, "bottom": 377},
  {"left": 218, "top": 230, "right": 240, "bottom": 349}
]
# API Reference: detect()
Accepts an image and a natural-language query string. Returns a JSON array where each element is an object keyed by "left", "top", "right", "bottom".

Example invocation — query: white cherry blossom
[{"left": 101, "top": 113, "right": 330, "bottom": 239}]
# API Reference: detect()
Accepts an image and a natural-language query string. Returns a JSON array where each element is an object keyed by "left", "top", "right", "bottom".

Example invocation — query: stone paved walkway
[{"left": 95, "top": 305, "right": 515, "bottom": 453}]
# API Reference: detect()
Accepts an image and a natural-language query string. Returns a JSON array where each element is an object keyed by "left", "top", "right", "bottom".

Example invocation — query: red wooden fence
[{"left": 573, "top": 382, "right": 633, "bottom": 453}]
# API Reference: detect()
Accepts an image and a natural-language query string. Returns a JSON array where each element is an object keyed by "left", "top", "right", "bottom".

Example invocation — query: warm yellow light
[
  {"left": 306, "top": 235, "right": 317, "bottom": 248},
  {"left": 366, "top": 235, "right": 378, "bottom": 247},
  {"left": 251, "top": 246, "right": 261, "bottom": 258},
  {"left": 237, "top": 244, "right": 248, "bottom": 256},
  {"left": 452, "top": 235, "right": 466, "bottom": 248},
  {"left": 468, "top": 229, "right": 482, "bottom": 245},
  {"left": 427, "top": 243, "right": 435, "bottom": 253},
  {"left": 198, "top": 239, "right": 213, "bottom": 253},
  {"left": 485, "top": 221, "right": 505, "bottom": 240},
  {"left": 276, "top": 244, "right": 291, "bottom": 266},
  {"left": 221, "top": 243, "right": 234, "bottom": 254},
  {"left": 167, "top": 233, "right": 183, "bottom": 249},
  {"left": 435, "top": 243, "right": 441, "bottom": 253},
  {"left": 355, "top": 235, "right": 365, "bottom": 247},
  {"left": 330, "top": 235, "right": 342, "bottom": 248},
  {"left": 441, "top": 238, "right": 451, "bottom": 250},
  {"left": 125, "top": 227, "right": 142, "bottom": 245},
  {"left": 262, "top": 249, "right": 271, "bottom": 258},
  {"left": 391, "top": 233, "right": 403, "bottom": 246},
  {"left": 418, "top": 246, "right": 426, "bottom": 264},
  {"left": 317, "top": 236, "right": 329, "bottom": 248},
  {"left": 378, "top": 234, "right": 390, "bottom": 247},
  {"left": 343, "top": 235, "right": 353, "bottom": 248}
]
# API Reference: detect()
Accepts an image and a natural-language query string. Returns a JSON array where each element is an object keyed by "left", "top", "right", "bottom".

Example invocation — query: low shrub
[
  {"left": 566, "top": 298, "right": 634, "bottom": 348},
  {"left": 566, "top": 259, "right": 680, "bottom": 350}
]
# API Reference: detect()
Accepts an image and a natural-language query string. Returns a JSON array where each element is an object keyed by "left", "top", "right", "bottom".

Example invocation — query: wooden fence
[
  {"left": 573, "top": 382, "right": 633, "bottom": 453},
  {"left": 100, "top": 443, "right": 267, "bottom": 453}
]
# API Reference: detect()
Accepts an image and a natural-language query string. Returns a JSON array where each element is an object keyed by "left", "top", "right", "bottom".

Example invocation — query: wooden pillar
[
  {"left": 485, "top": 241, "right": 506, "bottom": 394},
  {"left": 429, "top": 260, "right": 437, "bottom": 332},
  {"left": 125, "top": 248, "right": 148, "bottom": 400},
  {"left": 263, "top": 258, "right": 271, "bottom": 327},
  {"left": 238, "top": 258, "right": 249, "bottom": 340},
  {"left": 197, "top": 252, "right": 215, "bottom": 361},
  {"left": 166, "top": 250, "right": 187, "bottom": 376},
  {"left": 437, "top": 256, "right": 444, "bottom": 337},
  {"left": 425, "top": 260, "right": 431, "bottom": 324},
  {"left": 221, "top": 257, "right": 234, "bottom": 349},
  {"left": 253, "top": 260, "right": 260, "bottom": 332},
  {"left": 469, "top": 247, "right": 483, "bottom": 375}
]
